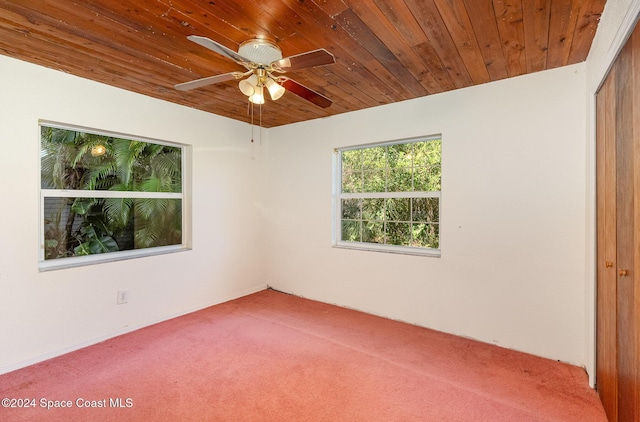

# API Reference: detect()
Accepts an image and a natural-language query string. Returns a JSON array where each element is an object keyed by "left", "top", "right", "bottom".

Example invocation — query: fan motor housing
[{"left": 238, "top": 39, "right": 283, "bottom": 64}]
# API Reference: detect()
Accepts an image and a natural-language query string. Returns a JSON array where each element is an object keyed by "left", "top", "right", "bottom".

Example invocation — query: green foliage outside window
[
  {"left": 41, "top": 126, "right": 183, "bottom": 261},
  {"left": 339, "top": 139, "right": 441, "bottom": 250}
]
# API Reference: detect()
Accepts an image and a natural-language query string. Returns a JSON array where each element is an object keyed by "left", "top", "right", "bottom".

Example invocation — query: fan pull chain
[
  {"left": 247, "top": 99, "right": 263, "bottom": 145},
  {"left": 258, "top": 102, "right": 262, "bottom": 145},
  {"left": 249, "top": 99, "right": 254, "bottom": 143}
]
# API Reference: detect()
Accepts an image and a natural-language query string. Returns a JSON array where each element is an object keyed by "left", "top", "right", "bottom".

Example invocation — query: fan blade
[
  {"left": 281, "top": 78, "right": 332, "bottom": 108},
  {"left": 272, "top": 49, "right": 335, "bottom": 72},
  {"left": 187, "top": 35, "right": 251, "bottom": 65},
  {"left": 175, "top": 72, "right": 243, "bottom": 91}
]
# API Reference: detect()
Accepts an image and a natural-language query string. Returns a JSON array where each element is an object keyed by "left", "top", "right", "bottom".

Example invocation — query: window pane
[
  {"left": 41, "top": 127, "right": 182, "bottom": 192},
  {"left": 413, "top": 168, "right": 426, "bottom": 191},
  {"left": 341, "top": 149, "right": 362, "bottom": 173},
  {"left": 43, "top": 196, "right": 182, "bottom": 260},
  {"left": 385, "top": 198, "right": 410, "bottom": 222},
  {"left": 412, "top": 223, "right": 439, "bottom": 249},
  {"left": 362, "top": 169, "right": 386, "bottom": 192},
  {"left": 132, "top": 198, "right": 182, "bottom": 249},
  {"left": 412, "top": 198, "right": 439, "bottom": 222},
  {"left": 387, "top": 143, "right": 413, "bottom": 168},
  {"left": 341, "top": 220, "right": 361, "bottom": 242},
  {"left": 413, "top": 139, "right": 441, "bottom": 167},
  {"left": 43, "top": 197, "right": 77, "bottom": 259},
  {"left": 362, "top": 198, "right": 385, "bottom": 221},
  {"left": 414, "top": 164, "right": 441, "bottom": 192},
  {"left": 386, "top": 167, "right": 412, "bottom": 192},
  {"left": 362, "top": 146, "right": 386, "bottom": 169},
  {"left": 342, "top": 170, "right": 362, "bottom": 193},
  {"left": 342, "top": 199, "right": 361, "bottom": 219},
  {"left": 386, "top": 222, "right": 411, "bottom": 246},
  {"left": 363, "top": 221, "right": 384, "bottom": 244}
]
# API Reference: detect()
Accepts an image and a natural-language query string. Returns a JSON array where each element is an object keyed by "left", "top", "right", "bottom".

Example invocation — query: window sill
[
  {"left": 38, "top": 245, "right": 191, "bottom": 272},
  {"left": 333, "top": 242, "right": 440, "bottom": 257}
]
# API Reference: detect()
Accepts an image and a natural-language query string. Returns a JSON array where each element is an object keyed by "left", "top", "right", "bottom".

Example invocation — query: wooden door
[
  {"left": 596, "top": 20, "right": 640, "bottom": 422},
  {"left": 596, "top": 52, "right": 618, "bottom": 420}
]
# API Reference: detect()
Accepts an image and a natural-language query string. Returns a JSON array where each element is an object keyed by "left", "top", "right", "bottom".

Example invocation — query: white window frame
[
  {"left": 38, "top": 121, "right": 192, "bottom": 271},
  {"left": 332, "top": 135, "right": 442, "bottom": 257}
]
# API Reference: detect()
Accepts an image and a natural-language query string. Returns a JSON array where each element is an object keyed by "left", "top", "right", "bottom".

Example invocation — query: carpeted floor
[{"left": 0, "top": 289, "right": 607, "bottom": 421}]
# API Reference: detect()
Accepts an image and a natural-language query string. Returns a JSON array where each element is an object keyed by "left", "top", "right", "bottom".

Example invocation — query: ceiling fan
[{"left": 175, "top": 36, "right": 335, "bottom": 108}]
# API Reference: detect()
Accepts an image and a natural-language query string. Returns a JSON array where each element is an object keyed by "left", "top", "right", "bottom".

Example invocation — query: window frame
[
  {"left": 38, "top": 121, "right": 192, "bottom": 271},
  {"left": 332, "top": 135, "right": 442, "bottom": 257}
]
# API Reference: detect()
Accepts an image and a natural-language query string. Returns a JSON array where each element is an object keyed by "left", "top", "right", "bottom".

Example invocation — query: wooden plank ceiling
[{"left": 0, "top": 0, "right": 606, "bottom": 128}]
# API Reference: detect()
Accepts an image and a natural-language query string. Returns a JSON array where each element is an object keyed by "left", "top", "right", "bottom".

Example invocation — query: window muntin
[
  {"left": 40, "top": 123, "right": 187, "bottom": 270},
  {"left": 335, "top": 136, "right": 441, "bottom": 256}
]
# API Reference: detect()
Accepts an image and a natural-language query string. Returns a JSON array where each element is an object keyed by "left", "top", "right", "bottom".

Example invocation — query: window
[
  {"left": 39, "top": 122, "right": 189, "bottom": 270},
  {"left": 334, "top": 136, "right": 441, "bottom": 256}
]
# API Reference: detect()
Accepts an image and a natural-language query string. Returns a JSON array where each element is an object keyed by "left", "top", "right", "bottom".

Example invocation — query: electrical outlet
[{"left": 117, "top": 290, "right": 129, "bottom": 305}]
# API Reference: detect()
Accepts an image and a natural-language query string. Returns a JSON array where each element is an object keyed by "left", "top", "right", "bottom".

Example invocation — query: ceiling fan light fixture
[
  {"left": 239, "top": 74, "right": 258, "bottom": 96},
  {"left": 249, "top": 85, "right": 265, "bottom": 105},
  {"left": 266, "top": 78, "right": 285, "bottom": 101}
]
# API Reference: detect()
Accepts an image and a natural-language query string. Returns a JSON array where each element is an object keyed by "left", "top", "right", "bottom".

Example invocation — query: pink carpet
[{"left": 0, "top": 289, "right": 607, "bottom": 421}]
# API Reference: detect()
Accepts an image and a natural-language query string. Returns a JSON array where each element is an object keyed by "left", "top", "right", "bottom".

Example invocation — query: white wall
[
  {"left": 0, "top": 55, "right": 268, "bottom": 374},
  {"left": 265, "top": 64, "right": 589, "bottom": 367}
]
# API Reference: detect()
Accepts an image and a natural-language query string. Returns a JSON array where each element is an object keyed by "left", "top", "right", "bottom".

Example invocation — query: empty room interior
[{"left": 1, "top": 0, "right": 639, "bottom": 420}]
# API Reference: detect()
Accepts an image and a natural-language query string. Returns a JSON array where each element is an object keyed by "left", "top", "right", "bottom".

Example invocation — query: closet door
[
  {"left": 596, "top": 21, "right": 640, "bottom": 422},
  {"left": 596, "top": 55, "right": 617, "bottom": 420}
]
